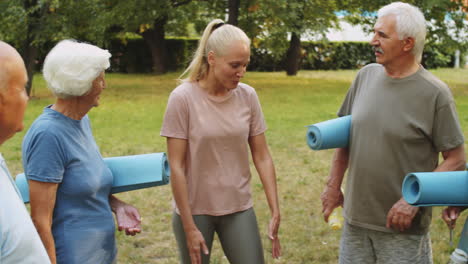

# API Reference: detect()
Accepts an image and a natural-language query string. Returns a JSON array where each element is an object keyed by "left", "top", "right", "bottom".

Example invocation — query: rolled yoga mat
[
  {"left": 306, "top": 115, "right": 352, "bottom": 150},
  {"left": 15, "top": 152, "right": 170, "bottom": 203},
  {"left": 402, "top": 171, "right": 468, "bottom": 206}
]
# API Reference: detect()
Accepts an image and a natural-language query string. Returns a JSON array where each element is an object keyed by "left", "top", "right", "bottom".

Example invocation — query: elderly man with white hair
[
  {"left": 22, "top": 40, "right": 141, "bottom": 264},
  {"left": 0, "top": 41, "right": 51, "bottom": 263},
  {"left": 320, "top": 2, "right": 465, "bottom": 263}
]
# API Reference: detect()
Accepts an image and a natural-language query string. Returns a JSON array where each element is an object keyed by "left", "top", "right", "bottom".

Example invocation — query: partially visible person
[
  {"left": 320, "top": 2, "right": 465, "bottom": 263},
  {"left": 22, "top": 40, "right": 141, "bottom": 264},
  {"left": 0, "top": 41, "right": 51, "bottom": 263},
  {"left": 161, "top": 19, "right": 281, "bottom": 264}
]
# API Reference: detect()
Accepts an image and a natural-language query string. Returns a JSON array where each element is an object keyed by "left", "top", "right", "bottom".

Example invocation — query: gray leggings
[{"left": 172, "top": 208, "right": 265, "bottom": 264}]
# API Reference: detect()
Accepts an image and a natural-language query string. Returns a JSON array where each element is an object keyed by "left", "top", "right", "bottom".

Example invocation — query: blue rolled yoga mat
[
  {"left": 402, "top": 171, "right": 468, "bottom": 206},
  {"left": 15, "top": 152, "right": 170, "bottom": 203},
  {"left": 306, "top": 115, "right": 351, "bottom": 150}
]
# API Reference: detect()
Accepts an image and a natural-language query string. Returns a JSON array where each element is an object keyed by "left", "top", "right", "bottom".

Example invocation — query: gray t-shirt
[{"left": 338, "top": 63, "right": 464, "bottom": 234}]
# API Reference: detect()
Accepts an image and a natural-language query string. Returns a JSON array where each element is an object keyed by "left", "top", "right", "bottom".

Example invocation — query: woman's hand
[
  {"left": 115, "top": 203, "right": 141, "bottom": 235},
  {"left": 268, "top": 214, "right": 281, "bottom": 259},
  {"left": 110, "top": 195, "right": 141, "bottom": 236},
  {"left": 185, "top": 228, "right": 209, "bottom": 264}
]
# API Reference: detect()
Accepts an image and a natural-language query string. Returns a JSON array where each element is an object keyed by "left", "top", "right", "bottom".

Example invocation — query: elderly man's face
[
  {"left": 370, "top": 15, "right": 407, "bottom": 67},
  {"left": 0, "top": 58, "right": 28, "bottom": 144}
]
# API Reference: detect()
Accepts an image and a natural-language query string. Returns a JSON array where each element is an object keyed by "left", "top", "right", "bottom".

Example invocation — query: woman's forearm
[
  {"left": 170, "top": 167, "right": 197, "bottom": 232},
  {"left": 29, "top": 180, "right": 59, "bottom": 264},
  {"left": 33, "top": 222, "right": 57, "bottom": 264},
  {"left": 254, "top": 155, "right": 280, "bottom": 217}
]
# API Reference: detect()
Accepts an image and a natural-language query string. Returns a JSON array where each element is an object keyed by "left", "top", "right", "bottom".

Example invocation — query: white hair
[
  {"left": 43, "top": 40, "right": 111, "bottom": 98},
  {"left": 378, "top": 2, "right": 427, "bottom": 62}
]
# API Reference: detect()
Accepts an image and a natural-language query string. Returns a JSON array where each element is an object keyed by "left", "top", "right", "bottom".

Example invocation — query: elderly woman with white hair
[{"left": 22, "top": 40, "right": 141, "bottom": 264}]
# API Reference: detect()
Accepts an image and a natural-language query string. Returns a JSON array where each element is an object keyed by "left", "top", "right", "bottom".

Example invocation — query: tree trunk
[
  {"left": 228, "top": 0, "right": 240, "bottom": 26},
  {"left": 22, "top": 41, "right": 38, "bottom": 96},
  {"left": 23, "top": 0, "right": 41, "bottom": 96},
  {"left": 284, "top": 32, "right": 301, "bottom": 76},
  {"left": 142, "top": 16, "right": 168, "bottom": 74}
]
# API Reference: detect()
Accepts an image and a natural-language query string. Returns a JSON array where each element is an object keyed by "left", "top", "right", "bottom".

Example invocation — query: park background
[{"left": 1, "top": 0, "right": 468, "bottom": 263}]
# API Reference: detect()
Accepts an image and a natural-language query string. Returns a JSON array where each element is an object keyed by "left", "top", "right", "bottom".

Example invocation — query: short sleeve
[
  {"left": 23, "top": 131, "right": 66, "bottom": 183},
  {"left": 160, "top": 91, "right": 189, "bottom": 139},
  {"left": 249, "top": 90, "right": 267, "bottom": 136},
  {"left": 432, "top": 96, "right": 464, "bottom": 152}
]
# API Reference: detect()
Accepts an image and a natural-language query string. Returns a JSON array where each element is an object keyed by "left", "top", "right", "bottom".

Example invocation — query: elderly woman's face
[{"left": 84, "top": 71, "right": 106, "bottom": 107}]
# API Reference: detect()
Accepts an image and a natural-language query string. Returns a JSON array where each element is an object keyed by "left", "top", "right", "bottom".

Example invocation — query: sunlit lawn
[{"left": 2, "top": 67, "right": 468, "bottom": 263}]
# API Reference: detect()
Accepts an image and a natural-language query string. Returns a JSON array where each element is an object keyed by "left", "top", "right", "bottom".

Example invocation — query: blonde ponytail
[{"left": 179, "top": 19, "right": 250, "bottom": 83}]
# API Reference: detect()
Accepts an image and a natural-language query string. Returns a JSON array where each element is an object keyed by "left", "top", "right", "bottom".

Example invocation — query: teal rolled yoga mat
[
  {"left": 402, "top": 171, "right": 468, "bottom": 206},
  {"left": 106, "top": 152, "right": 170, "bottom": 193},
  {"left": 15, "top": 152, "right": 170, "bottom": 203},
  {"left": 15, "top": 173, "right": 30, "bottom": 204},
  {"left": 306, "top": 115, "right": 351, "bottom": 150}
]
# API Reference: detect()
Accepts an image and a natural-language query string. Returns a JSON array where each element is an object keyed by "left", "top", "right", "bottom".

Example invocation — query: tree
[
  {"left": 338, "top": 0, "right": 468, "bottom": 62},
  {"left": 0, "top": 0, "right": 106, "bottom": 95},
  {"left": 243, "top": 0, "right": 467, "bottom": 75},
  {"left": 228, "top": 0, "right": 241, "bottom": 25},
  {"left": 250, "top": 0, "right": 339, "bottom": 75},
  {"left": 100, "top": 0, "right": 198, "bottom": 74}
]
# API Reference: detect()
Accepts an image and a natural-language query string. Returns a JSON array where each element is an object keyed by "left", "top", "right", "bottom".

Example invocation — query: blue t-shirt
[{"left": 22, "top": 106, "right": 116, "bottom": 264}]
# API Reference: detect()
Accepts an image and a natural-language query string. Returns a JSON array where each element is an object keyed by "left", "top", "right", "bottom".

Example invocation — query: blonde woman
[{"left": 161, "top": 19, "right": 281, "bottom": 264}]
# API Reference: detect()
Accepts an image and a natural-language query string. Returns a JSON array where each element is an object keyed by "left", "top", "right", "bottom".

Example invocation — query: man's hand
[
  {"left": 442, "top": 206, "right": 465, "bottom": 229},
  {"left": 321, "top": 186, "right": 344, "bottom": 222},
  {"left": 386, "top": 198, "right": 419, "bottom": 232}
]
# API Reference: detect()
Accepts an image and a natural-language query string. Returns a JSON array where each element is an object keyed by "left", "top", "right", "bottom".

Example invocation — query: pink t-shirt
[{"left": 161, "top": 82, "right": 267, "bottom": 216}]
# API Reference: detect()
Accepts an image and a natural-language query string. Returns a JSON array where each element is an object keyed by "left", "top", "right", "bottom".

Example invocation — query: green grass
[{"left": 2, "top": 68, "right": 468, "bottom": 263}]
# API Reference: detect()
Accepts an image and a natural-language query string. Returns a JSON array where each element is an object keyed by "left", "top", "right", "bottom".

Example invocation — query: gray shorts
[
  {"left": 172, "top": 207, "right": 264, "bottom": 264},
  {"left": 339, "top": 221, "right": 433, "bottom": 264}
]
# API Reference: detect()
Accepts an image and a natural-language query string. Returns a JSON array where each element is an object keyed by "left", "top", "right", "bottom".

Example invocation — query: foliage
[
  {"left": 242, "top": 0, "right": 340, "bottom": 60},
  {"left": 0, "top": 0, "right": 106, "bottom": 47},
  {"left": 97, "top": 0, "right": 202, "bottom": 40},
  {"left": 339, "top": 0, "right": 468, "bottom": 53},
  {"left": 28, "top": 37, "right": 462, "bottom": 74},
  {"left": 107, "top": 37, "right": 198, "bottom": 73},
  {"left": 250, "top": 40, "right": 460, "bottom": 71}
]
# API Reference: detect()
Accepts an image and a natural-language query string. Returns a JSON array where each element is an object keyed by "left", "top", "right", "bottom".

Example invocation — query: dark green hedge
[
  {"left": 108, "top": 37, "right": 199, "bottom": 73},
  {"left": 249, "top": 41, "right": 376, "bottom": 71},
  {"left": 36, "top": 38, "right": 462, "bottom": 73}
]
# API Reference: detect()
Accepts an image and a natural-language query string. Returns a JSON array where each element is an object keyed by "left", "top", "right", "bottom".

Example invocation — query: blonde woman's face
[{"left": 211, "top": 41, "right": 250, "bottom": 90}]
